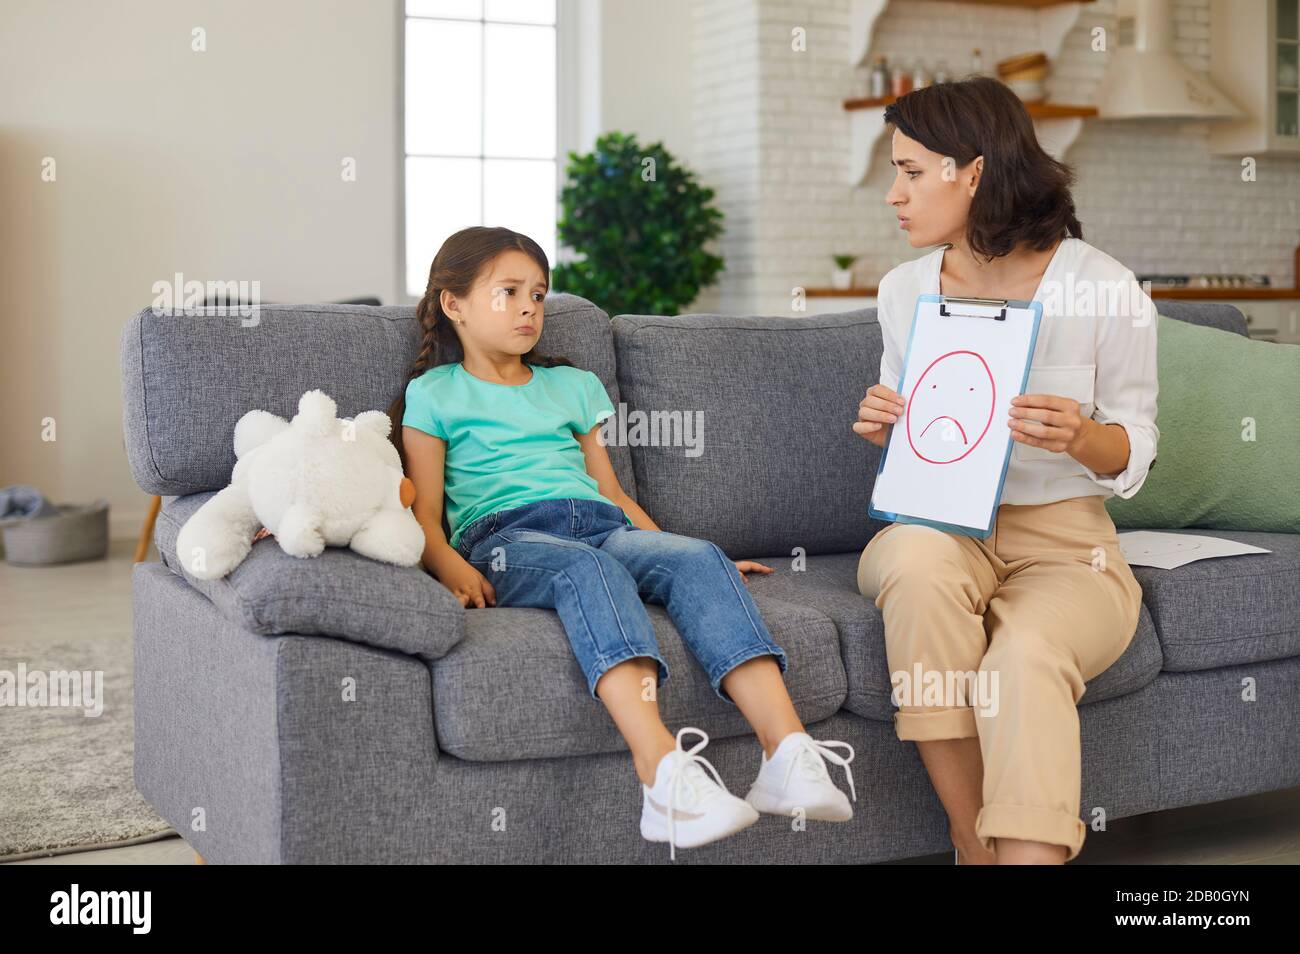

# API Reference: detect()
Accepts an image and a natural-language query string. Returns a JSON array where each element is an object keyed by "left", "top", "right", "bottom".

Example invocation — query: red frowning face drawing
[{"left": 905, "top": 350, "right": 996, "bottom": 464}]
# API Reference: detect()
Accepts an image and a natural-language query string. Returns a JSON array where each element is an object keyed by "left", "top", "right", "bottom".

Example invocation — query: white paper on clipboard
[{"left": 869, "top": 295, "right": 1043, "bottom": 536}]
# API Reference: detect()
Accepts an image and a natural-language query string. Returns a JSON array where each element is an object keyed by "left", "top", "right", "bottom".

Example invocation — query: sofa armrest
[
  {"left": 154, "top": 495, "right": 463, "bottom": 660},
  {"left": 133, "top": 562, "right": 443, "bottom": 863}
]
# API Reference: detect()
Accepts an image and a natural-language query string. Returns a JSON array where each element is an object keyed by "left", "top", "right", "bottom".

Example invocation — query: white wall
[
  {"left": 689, "top": 0, "right": 763, "bottom": 315},
  {"left": 0, "top": 0, "right": 402, "bottom": 540},
  {"left": 599, "top": 0, "right": 696, "bottom": 163}
]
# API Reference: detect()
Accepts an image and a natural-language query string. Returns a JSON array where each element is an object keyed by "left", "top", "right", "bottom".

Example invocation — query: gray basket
[{"left": 1, "top": 499, "right": 110, "bottom": 566}]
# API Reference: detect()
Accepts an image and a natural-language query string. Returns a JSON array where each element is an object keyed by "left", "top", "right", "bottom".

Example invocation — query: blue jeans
[{"left": 454, "top": 497, "right": 789, "bottom": 703}]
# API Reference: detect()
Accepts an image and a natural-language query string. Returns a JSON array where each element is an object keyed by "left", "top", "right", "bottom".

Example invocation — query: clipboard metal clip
[{"left": 939, "top": 296, "right": 1009, "bottom": 321}]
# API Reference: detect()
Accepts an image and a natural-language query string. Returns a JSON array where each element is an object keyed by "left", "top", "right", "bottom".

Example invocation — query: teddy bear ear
[
  {"left": 233, "top": 409, "right": 289, "bottom": 458},
  {"left": 352, "top": 410, "right": 392, "bottom": 438},
  {"left": 294, "top": 389, "right": 338, "bottom": 437}
]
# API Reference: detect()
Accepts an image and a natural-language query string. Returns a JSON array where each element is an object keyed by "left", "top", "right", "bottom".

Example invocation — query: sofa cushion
[
  {"left": 606, "top": 301, "right": 1248, "bottom": 561},
  {"left": 155, "top": 492, "right": 464, "bottom": 661},
  {"left": 1129, "top": 529, "right": 1300, "bottom": 671},
  {"left": 120, "top": 293, "right": 636, "bottom": 500},
  {"left": 611, "top": 311, "right": 890, "bottom": 557},
  {"left": 740, "top": 551, "right": 1164, "bottom": 721},
  {"left": 430, "top": 592, "right": 847, "bottom": 761},
  {"left": 1106, "top": 315, "right": 1300, "bottom": 533}
]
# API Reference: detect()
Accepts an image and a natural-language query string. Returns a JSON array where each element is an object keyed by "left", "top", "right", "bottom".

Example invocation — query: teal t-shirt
[{"left": 402, "top": 362, "right": 632, "bottom": 550}]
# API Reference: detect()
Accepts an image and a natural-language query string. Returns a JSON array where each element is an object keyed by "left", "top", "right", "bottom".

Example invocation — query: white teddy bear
[{"left": 175, "top": 389, "right": 426, "bottom": 580}]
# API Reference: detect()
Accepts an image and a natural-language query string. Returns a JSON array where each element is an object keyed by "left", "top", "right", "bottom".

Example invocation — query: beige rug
[{"left": 0, "top": 636, "right": 175, "bottom": 861}]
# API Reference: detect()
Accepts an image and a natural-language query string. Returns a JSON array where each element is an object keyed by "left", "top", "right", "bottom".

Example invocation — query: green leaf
[{"left": 552, "top": 130, "right": 726, "bottom": 317}]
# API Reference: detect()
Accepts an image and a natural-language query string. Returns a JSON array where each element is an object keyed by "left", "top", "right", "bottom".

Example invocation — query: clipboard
[{"left": 868, "top": 294, "right": 1043, "bottom": 539}]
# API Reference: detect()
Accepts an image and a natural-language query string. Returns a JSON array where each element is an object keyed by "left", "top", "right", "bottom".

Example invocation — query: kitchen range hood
[{"left": 1095, "top": 0, "right": 1244, "bottom": 120}]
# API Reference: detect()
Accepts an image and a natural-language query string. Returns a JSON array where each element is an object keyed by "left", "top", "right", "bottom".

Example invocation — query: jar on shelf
[
  {"left": 892, "top": 62, "right": 913, "bottom": 98},
  {"left": 869, "top": 55, "right": 890, "bottom": 99}
]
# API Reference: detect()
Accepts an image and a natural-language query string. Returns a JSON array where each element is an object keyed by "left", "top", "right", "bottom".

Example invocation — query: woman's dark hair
[
  {"left": 883, "top": 76, "right": 1082, "bottom": 260},
  {"left": 387, "top": 225, "right": 571, "bottom": 467}
]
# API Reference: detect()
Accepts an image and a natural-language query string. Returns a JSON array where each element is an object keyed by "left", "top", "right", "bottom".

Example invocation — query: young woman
[
  {"left": 852, "top": 78, "right": 1158, "bottom": 865},
  {"left": 391, "top": 226, "right": 857, "bottom": 860}
]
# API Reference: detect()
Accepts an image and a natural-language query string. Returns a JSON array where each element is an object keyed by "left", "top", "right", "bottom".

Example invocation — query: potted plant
[
  {"left": 831, "top": 254, "right": 857, "bottom": 289},
  {"left": 553, "top": 131, "right": 724, "bottom": 317}
]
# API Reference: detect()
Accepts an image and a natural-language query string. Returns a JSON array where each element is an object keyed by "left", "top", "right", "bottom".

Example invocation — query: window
[{"left": 403, "top": 0, "right": 558, "bottom": 298}]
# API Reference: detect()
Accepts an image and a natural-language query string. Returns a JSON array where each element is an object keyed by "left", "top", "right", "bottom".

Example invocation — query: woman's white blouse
[{"left": 874, "top": 237, "right": 1159, "bottom": 504}]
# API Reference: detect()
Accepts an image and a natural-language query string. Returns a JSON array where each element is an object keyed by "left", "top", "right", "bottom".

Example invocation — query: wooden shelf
[
  {"left": 802, "top": 286, "right": 1300, "bottom": 300},
  {"left": 805, "top": 287, "right": 881, "bottom": 297},
  {"left": 850, "top": 0, "right": 1093, "bottom": 68},
  {"left": 844, "top": 95, "right": 1097, "bottom": 119},
  {"left": 846, "top": 0, "right": 1096, "bottom": 183}
]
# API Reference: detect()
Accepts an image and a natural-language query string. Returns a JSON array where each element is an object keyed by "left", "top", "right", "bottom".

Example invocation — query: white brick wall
[
  {"left": 690, "top": 0, "right": 764, "bottom": 314},
  {"left": 691, "top": 0, "right": 1300, "bottom": 316}
]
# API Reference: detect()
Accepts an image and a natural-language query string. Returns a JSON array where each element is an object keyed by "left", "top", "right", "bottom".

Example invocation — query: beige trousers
[{"left": 856, "top": 494, "right": 1143, "bottom": 861}]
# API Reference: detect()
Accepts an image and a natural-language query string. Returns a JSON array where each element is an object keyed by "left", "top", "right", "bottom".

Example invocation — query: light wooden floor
[{"left": 4, "top": 538, "right": 1298, "bottom": 865}]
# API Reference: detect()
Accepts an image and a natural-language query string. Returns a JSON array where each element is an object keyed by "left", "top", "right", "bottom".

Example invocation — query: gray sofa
[{"left": 121, "top": 293, "right": 1300, "bottom": 863}]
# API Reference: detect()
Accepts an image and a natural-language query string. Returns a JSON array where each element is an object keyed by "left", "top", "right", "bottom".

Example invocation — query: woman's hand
[
  {"left": 852, "top": 384, "right": 905, "bottom": 449},
  {"left": 734, "top": 560, "right": 773, "bottom": 584},
  {"left": 1008, "top": 393, "right": 1088, "bottom": 455},
  {"left": 433, "top": 553, "right": 497, "bottom": 608}
]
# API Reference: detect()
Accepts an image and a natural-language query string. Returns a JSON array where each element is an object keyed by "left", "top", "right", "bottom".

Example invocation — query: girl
[
  {"left": 391, "top": 225, "right": 856, "bottom": 859},
  {"left": 853, "top": 77, "right": 1157, "bottom": 866}
]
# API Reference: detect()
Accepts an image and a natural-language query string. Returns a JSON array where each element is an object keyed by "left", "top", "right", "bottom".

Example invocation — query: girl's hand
[
  {"left": 853, "top": 384, "right": 905, "bottom": 449},
  {"left": 734, "top": 560, "right": 773, "bottom": 584},
  {"left": 435, "top": 557, "right": 497, "bottom": 609},
  {"left": 1008, "top": 393, "right": 1087, "bottom": 455}
]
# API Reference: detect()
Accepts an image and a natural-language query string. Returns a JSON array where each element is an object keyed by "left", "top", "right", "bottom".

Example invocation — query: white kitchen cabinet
[
  {"left": 1209, "top": 0, "right": 1300, "bottom": 155},
  {"left": 1218, "top": 298, "right": 1300, "bottom": 343}
]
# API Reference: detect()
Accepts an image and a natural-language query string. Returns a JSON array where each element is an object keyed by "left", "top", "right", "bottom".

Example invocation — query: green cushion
[{"left": 1105, "top": 314, "right": 1300, "bottom": 533}]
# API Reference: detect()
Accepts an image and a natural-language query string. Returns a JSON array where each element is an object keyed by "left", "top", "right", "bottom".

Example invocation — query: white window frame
[{"left": 395, "top": 0, "right": 601, "bottom": 305}]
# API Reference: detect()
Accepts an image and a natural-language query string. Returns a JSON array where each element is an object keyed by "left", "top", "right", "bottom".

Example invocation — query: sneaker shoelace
[
  {"left": 783, "top": 736, "right": 858, "bottom": 804},
  {"left": 665, "top": 726, "right": 727, "bottom": 861}
]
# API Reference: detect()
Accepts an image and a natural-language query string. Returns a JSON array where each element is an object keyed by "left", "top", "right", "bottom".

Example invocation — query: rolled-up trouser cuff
[
  {"left": 976, "top": 802, "right": 1088, "bottom": 861},
  {"left": 587, "top": 649, "right": 669, "bottom": 701},
  {"left": 893, "top": 706, "right": 978, "bottom": 741}
]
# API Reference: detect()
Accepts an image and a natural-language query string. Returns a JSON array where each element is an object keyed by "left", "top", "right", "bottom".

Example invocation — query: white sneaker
[
  {"left": 744, "top": 731, "right": 856, "bottom": 821},
  {"left": 640, "top": 727, "right": 759, "bottom": 860}
]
